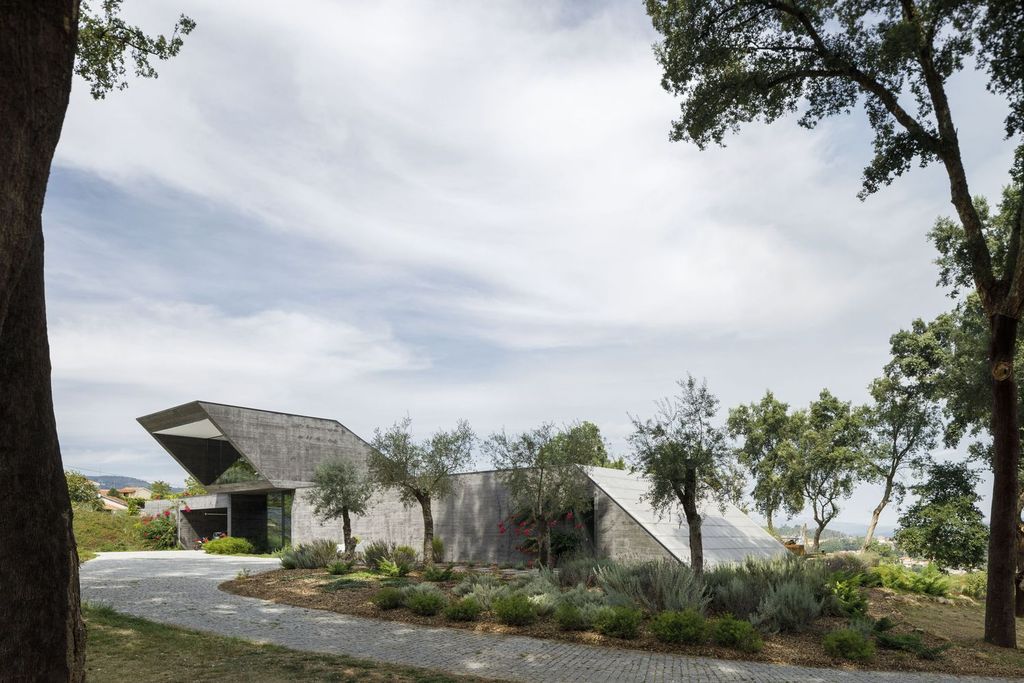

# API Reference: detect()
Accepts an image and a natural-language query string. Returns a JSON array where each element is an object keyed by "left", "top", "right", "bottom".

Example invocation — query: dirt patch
[{"left": 222, "top": 569, "right": 1024, "bottom": 678}]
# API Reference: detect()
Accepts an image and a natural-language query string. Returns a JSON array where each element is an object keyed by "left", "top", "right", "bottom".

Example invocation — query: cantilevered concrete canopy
[{"left": 137, "top": 401, "right": 372, "bottom": 491}]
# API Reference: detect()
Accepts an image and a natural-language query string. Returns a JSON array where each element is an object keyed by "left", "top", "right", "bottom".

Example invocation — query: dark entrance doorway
[{"left": 229, "top": 491, "right": 292, "bottom": 552}]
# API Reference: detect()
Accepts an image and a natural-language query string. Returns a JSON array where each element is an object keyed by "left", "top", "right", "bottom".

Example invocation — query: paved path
[{"left": 80, "top": 552, "right": 1017, "bottom": 683}]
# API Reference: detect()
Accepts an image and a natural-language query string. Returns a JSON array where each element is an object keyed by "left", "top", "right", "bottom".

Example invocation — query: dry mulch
[{"left": 221, "top": 569, "right": 1024, "bottom": 678}]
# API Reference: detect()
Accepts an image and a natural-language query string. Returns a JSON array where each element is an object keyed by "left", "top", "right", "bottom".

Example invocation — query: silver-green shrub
[
  {"left": 279, "top": 539, "right": 342, "bottom": 569},
  {"left": 753, "top": 578, "right": 823, "bottom": 633},
  {"left": 596, "top": 560, "right": 708, "bottom": 613}
]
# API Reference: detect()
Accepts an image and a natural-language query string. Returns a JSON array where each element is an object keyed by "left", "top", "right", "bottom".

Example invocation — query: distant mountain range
[{"left": 89, "top": 475, "right": 182, "bottom": 493}]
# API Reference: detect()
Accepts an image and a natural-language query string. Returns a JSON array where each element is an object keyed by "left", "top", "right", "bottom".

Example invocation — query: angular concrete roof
[
  {"left": 585, "top": 466, "right": 787, "bottom": 566},
  {"left": 138, "top": 401, "right": 373, "bottom": 490}
]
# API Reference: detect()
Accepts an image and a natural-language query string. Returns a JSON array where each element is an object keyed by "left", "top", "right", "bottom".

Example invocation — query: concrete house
[{"left": 140, "top": 401, "right": 787, "bottom": 565}]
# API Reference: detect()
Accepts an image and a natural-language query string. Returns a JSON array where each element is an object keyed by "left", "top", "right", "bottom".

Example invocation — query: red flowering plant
[
  {"left": 137, "top": 508, "right": 178, "bottom": 549},
  {"left": 497, "top": 508, "right": 588, "bottom": 563}
]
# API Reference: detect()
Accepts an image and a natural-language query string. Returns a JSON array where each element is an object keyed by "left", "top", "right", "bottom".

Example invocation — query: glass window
[
  {"left": 266, "top": 491, "right": 293, "bottom": 551},
  {"left": 211, "top": 456, "right": 262, "bottom": 486}
]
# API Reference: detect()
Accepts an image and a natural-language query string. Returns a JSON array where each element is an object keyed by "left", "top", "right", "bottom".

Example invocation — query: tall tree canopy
[
  {"left": 646, "top": 0, "right": 1023, "bottom": 645},
  {"left": 727, "top": 391, "right": 803, "bottom": 535},
  {"left": 369, "top": 418, "right": 475, "bottom": 565},
  {"left": 894, "top": 461, "right": 988, "bottom": 571},
  {"left": 2, "top": 2, "right": 193, "bottom": 677},
  {"left": 485, "top": 424, "right": 594, "bottom": 567},
  {"left": 547, "top": 420, "right": 625, "bottom": 470},
  {"left": 629, "top": 375, "right": 743, "bottom": 574},
  {"left": 64, "top": 471, "right": 102, "bottom": 511},
  {"left": 861, "top": 323, "right": 943, "bottom": 548},
  {"left": 785, "top": 390, "right": 869, "bottom": 553}
]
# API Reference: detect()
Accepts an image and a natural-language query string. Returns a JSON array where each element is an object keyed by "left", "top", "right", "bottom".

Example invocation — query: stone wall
[
  {"left": 593, "top": 488, "right": 673, "bottom": 562},
  {"left": 291, "top": 471, "right": 522, "bottom": 563}
]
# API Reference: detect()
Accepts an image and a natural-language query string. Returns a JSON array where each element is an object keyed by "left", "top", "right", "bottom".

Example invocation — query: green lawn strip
[{"left": 83, "top": 603, "right": 494, "bottom": 683}]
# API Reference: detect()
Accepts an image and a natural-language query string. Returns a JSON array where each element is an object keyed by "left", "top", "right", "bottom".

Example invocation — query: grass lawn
[
  {"left": 73, "top": 507, "right": 147, "bottom": 562},
  {"left": 83, "top": 603, "right": 493, "bottom": 682}
]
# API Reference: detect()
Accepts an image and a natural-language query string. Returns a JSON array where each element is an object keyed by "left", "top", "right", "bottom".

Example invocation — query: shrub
[
  {"left": 451, "top": 572, "right": 500, "bottom": 596},
  {"left": 823, "top": 629, "right": 875, "bottom": 662},
  {"left": 136, "top": 511, "right": 178, "bottom": 550},
  {"left": 873, "top": 616, "right": 896, "bottom": 632},
  {"left": 710, "top": 615, "right": 763, "bottom": 652},
  {"left": 377, "top": 559, "right": 410, "bottom": 578},
  {"left": 327, "top": 560, "right": 355, "bottom": 575},
  {"left": 709, "top": 575, "right": 760, "bottom": 619},
  {"left": 493, "top": 593, "right": 538, "bottom": 626},
  {"left": 822, "top": 552, "right": 869, "bottom": 574},
  {"left": 754, "top": 579, "right": 823, "bottom": 633},
  {"left": 876, "top": 631, "right": 924, "bottom": 653},
  {"left": 596, "top": 560, "right": 708, "bottom": 613},
  {"left": 203, "top": 536, "right": 254, "bottom": 555},
  {"left": 371, "top": 587, "right": 406, "bottom": 610},
  {"left": 279, "top": 539, "right": 341, "bottom": 569},
  {"left": 956, "top": 571, "right": 986, "bottom": 599},
  {"left": 556, "top": 555, "right": 611, "bottom": 588},
  {"left": 594, "top": 606, "right": 643, "bottom": 639},
  {"left": 405, "top": 584, "right": 447, "bottom": 616},
  {"left": 393, "top": 545, "right": 418, "bottom": 570},
  {"left": 829, "top": 576, "right": 868, "bottom": 617},
  {"left": 650, "top": 609, "right": 707, "bottom": 645},
  {"left": 846, "top": 616, "right": 876, "bottom": 638},
  {"left": 869, "top": 563, "right": 949, "bottom": 596},
  {"left": 444, "top": 597, "right": 483, "bottom": 621},
  {"left": 555, "top": 604, "right": 592, "bottom": 631},
  {"left": 323, "top": 577, "right": 372, "bottom": 592},
  {"left": 423, "top": 563, "right": 455, "bottom": 582},
  {"left": 362, "top": 539, "right": 396, "bottom": 570},
  {"left": 431, "top": 536, "right": 445, "bottom": 563}
]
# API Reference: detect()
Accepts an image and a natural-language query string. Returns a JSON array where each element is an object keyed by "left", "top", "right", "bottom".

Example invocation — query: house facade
[{"left": 140, "top": 401, "right": 787, "bottom": 565}]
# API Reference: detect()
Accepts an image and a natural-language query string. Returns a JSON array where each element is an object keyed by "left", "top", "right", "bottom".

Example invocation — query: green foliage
[
  {"left": 821, "top": 553, "right": 869, "bottom": 575},
  {"left": 823, "top": 629, "right": 875, "bottom": 662},
  {"left": 869, "top": 564, "right": 950, "bottom": 597},
  {"left": 76, "top": 0, "right": 196, "bottom": 99},
  {"left": 874, "top": 616, "right": 896, "bottom": 632},
  {"left": 707, "top": 575, "right": 759, "bottom": 620},
  {"left": 73, "top": 506, "right": 145, "bottom": 553},
  {"left": 149, "top": 481, "right": 173, "bottom": 499},
  {"left": 323, "top": 577, "right": 372, "bottom": 592},
  {"left": 727, "top": 391, "right": 804, "bottom": 529},
  {"left": 596, "top": 560, "right": 709, "bottom": 614},
  {"left": 710, "top": 615, "right": 763, "bottom": 652},
  {"left": 628, "top": 376, "right": 743, "bottom": 573},
  {"left": 423, "top": 563, "right": 455, "bottom": 582},
  {"left": 431, "top": 537, "right": 445, "bottom": 563},
  {"left": 66, "top": 471, "right": 103, "bottom": 510},
  {"left": 547, "top": 421, "right": 623, "bottom": 469},
  {"left": 362, "top": 540, "right": 397, "bottom": 571},
  {"left": 873, "top": 625, "right": 952, "bottom": 659},
  {"left": 485, "top": 424, "right": 595, "bottom": 565},
  {"left": 307, "top": 457, "right": 374, "bottom": 550},
  {"left": 956, "top": 571, "right": 987, "bottom": 599},
  {"left": 377, "top": 559, "right": 405, "bottom": 578},
  {"left": 650, "top": 609, "right": 707, "bottom": 644},
  {"left": 705, "top": 556, "right": 830, "bottom": 621},
  {"left": 829, "top": 576, "right": 868, "bottom": 617},
  {"left": 404, "top": 584, "right": 447, "bottom": 616},
  {"left": 754, "top": 579, "right": 823, "bottom": 633},
  {"left": 593, "top": 606, "right": 643, "bottom": 639},
  {"left": 493, "top": 594, "right": 538, "bottom": 626},
  {"left": 556, "top": 555, "right": 612, "bottom": 588},
  {"left": 279, "top": 540, "right": 341, "bottom": 570},
  {"left": 203, "top": 536, "right": 254, "bottom": 555},
  {"left": 183, "top": 476, "right": 207, "bottom": 496},
  {"left": 444, "top": 597, "right": 483, "bottom": 621},
  {"left": 327, "top": 560, "right": 355, "bottom": 576},
  {"left": 371, "top": 587, "right": 406, "bottom": 610},
  {"left": 136, "top": 511, "right": 177, "bottom": 549},
  {"left": 554, "top": 604, "right": 592, "bottom": 631},
  {"left": 894, "top": 462, "right": 988, "bottom": 571}
]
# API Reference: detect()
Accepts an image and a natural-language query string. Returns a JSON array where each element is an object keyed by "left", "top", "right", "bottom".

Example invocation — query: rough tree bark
[
  {"left": 863, "top": 466, "right": 897, "bottom": 550},
  {"left": 0, "top": 1, "right": 85, "bottom": 679},
  {"left": 341, "top": 507, "right": 353, "bottom": 558},
  {"left": 417, "top": 493, "right": 435, "bottom": 566},
  {"left": 986, "top": 314, "right": 1021, "bottom": 646},
  {"left": 677, "top": 469, "right": 704, "bottom": 575},
  {"left": 1016, "top": 490, "right": 1023, "bottom": 618}
]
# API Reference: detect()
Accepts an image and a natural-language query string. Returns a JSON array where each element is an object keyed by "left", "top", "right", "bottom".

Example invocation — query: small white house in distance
[{"left": 140, "top": 401, "right": 787, "bottom": 565}]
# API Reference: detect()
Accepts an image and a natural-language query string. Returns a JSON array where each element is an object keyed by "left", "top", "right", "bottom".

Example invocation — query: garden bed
[{"left": 220, "top": 565, "right": 1023, "bottom": 678}]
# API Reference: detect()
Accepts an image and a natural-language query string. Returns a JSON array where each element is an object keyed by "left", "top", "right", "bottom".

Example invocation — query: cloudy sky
[{"left": 47, "top": 1, "right": 1014, "bottom": 530}]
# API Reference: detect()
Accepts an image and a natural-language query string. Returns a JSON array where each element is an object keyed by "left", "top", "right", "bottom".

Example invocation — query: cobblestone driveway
[{"left": 80, "top": 552, "right": 1018, "bottom": 683}]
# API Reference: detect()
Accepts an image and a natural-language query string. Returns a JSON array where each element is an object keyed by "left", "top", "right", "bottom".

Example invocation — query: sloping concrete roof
[{"left": 585, "top": 466, "right": 787, "bottom": 566}]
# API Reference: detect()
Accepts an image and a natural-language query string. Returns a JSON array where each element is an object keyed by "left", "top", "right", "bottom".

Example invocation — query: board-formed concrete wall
[
  {"left": 292, "top": 471, "right": 523, "bottom": 563},
  {"left": 593, "top": 487, "right": 674, "bottom": 562}
]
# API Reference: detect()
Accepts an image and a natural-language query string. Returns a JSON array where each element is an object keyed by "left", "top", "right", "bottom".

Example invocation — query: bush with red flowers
[{"left": 137, "top": 509, "right": 178, "bottom": 549}]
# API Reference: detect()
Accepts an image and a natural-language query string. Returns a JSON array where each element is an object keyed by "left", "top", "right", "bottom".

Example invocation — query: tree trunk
[
  {"left": 1015, "top": 487, "right": 1024, "bottom": 618},
  {"left": 985, "top": 314, "right": 1020, "bottom": 647},
  {"left": 538, "top": 520, "right": 551, "bottom": 567},
  {"left": 812, "top": 523, "right": 824, "bottom": 554},
  {"left": 341, "top": 507, "right": 353, "bottom": 558},
  {"left": 0, "top": 1, "right": 85, "bottom": 680},
  {"left": 862, "top": 478, "right": 894, "bottom": 551},
  {"left": 680, "top": 468, "right": 704, "bottom": 575},
  {"left": 419, "top": 495, "right": 434, "bottom": 566},
  {"left": 765, "top": 511, "right": 775, "bottom": 537}
]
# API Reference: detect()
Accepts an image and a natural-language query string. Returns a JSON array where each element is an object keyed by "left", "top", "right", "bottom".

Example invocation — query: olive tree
[
  {"left": 308, "top": 457, "right": 375, "bottom": 557},
  {"left": 645, "top": 0, "right": 1023, "bottom": 645},
  {"left": 629, "top": 375, "right": 744, "bottom": 574},
  {"left": 2, "top": 2, "right": 193, "bottom": 676},
  {"left": 484, "top": 423, "right": 594, "bottom": 567},
  {"left": 369, "top": 418, "right": 475, "bottom": 565}
]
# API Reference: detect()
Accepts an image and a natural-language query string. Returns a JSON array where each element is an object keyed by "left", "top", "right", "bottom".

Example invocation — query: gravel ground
[{"left": 80, "top": 552, "right": 1020, "bottom": 683}]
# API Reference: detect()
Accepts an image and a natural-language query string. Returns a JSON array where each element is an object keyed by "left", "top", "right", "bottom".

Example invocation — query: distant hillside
[
  {"left": 775, "top": 521, "right": 896, "bottom": 539},
  {"left": 89, "top": 475, "right": 182, "bottom": 492}
]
